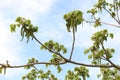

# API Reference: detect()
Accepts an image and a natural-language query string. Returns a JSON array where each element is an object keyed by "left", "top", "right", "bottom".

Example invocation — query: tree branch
[
  {"left": 84, "top": 20, "right": 120, "bottom": 28},
  {"left": 32, "top": 65, "right": 42, "bottom": 73},
  {"left": 0, "top": 33, "right": 116, "bottom": 70},
  {"left": 100, "top": 41, "right": 120, "bottom": 70},
  {"left": 103, "top": 7, "right": 120, "bottom": 25},
  {"left": 32, "top": 35, "right": 68, "bottom": 61},
  {"left": 0, "top": 60, "right": 115, "bottom": 69},
  {"left": 116, "top": 8, "right": 120, "bottom": 22},
  {"left": 69, "top": 28, "right": 76, "bottom": 60},
  {"left": 0, "top": 62, "right": 67, "bottom": 69}
]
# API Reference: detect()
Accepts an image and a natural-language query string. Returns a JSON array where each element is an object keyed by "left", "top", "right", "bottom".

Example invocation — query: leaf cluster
[
  {"left": 10, "top": 17, "right": 38, "bottom": 43},
  {"left": 98, "top": 68, "right": 120, "bottom": 80},
  {"left": 87, "top": 0, "right": 120, "bottom": 27},
  {"left": 84, "top": 30, "right": 114, "bottom": 64},
  {"left": 22, "top": 69, "right": 58, "bottom": 80},
  {"left": 24, "top": 58, "right": 39, "bottom": 69},
  {"left": 87, "top": 0, "right": 120, "bottom": 15},
  {"left": 64, "top": 10, "right": 84, "bottom": 32},
  {"left": 40, "top": 40, "right": 67, "bottom": 54},
  {"left": 49, "top": 54, "right": 63, "bottom": 73},
  {"left": 65, "top": 66, "right": 89, "bottom": 80}
]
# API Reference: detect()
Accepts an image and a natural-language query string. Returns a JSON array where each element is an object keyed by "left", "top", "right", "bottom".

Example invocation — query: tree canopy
[{"left": 1, "top": 0, "right": 120, "bottom": 80}]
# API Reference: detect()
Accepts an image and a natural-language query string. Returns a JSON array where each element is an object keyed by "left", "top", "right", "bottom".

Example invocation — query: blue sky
[{"left": 0, "top": 0, "right": 120, "bottom": 80}]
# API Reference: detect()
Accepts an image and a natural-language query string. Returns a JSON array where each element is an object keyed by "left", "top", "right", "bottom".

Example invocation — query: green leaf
[
  {"left": 88, "top": 54, "right": 92, "bottom": 59},
  {"left": 63, "top": 48, "right": 67, "bottom": 54},
  {"left": 57, "top": 65, "right": 62, "bottom": 73},
  {"left": 87, "top": 9, "right": 97, "bottom": 15},
  {"left": 22, "top": 76, "right": 26, "bottom": 80},
  {"left": 0, "top": 67, "right": 3, "bottom": 74},
  {"left": 10, "top": 17, "right": 39, "bottom": 43},
  {"left": 10, "top": 24, "right": 16, "bottom": 32},
  {"left": 84, "top": 49, "right": 90, "bottom": 54},
  {"left": 111, "top": 12, "right": 116, "bottom": 17},
  {"left": 111, "top": 48, "right": 115, "bottom": 53},
  {"left": 45, "top": 64, "right": 49, "bottom": 68},
  {"left": 94, "top": 18, "right": 101, "bottom": 27},
  {"left": 109, "top": 33, "right": 114, "bottom": 39}
]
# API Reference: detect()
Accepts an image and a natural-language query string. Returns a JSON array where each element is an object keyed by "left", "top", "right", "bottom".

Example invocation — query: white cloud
[
  {"left": 4, "top": 0, "right": 55, "bottom": 20},
  {"left": 0, "top": 0, "right": 56, "bottom": 23},
  {"left": 0, "top": 20, "right": 21, "bottom": 64},
  {"left": 17, "top": 0, "right": 55, "bottom": 18},
  {"left": 0, "top": 0, "right": 13, "bottom": 8},
  {"left": 0, "top": 0, "right": 56, "bottom": 62}
]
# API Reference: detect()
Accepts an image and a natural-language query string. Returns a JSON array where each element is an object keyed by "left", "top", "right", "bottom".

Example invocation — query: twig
[
  {"left": 32, "top": 35, "right": 68, "bottom": 62},
  {"left": 116, "top": 8, "right": 120, "bottom": 22},
  {"left": 100, "top": 41, "right": 120, "bottom": 70},
  {"left": 103, "top": 7, "right": 120, "bottom": 25},
  {"left": 84, "top": 20, "right": 120, "bottom": 28},
  {"left": 69, "top": 28, "right": 76, "bottom": 60},
  {"left": 0, "top": 62, "right": 67, "bottom": 69}
]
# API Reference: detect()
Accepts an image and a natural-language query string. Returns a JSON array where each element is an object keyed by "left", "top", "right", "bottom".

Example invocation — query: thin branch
[
  {"left": 68, "top": 60, "right": 113, "bottom": 68},
  {"left": 33, "top": 65, "right": 52, "bottom": 80},
  {"left": 84, "top": 20, "right": 120, "bottom": 28},
  {"left": 116, "top": 8, "right": 120, "bottom": 22},
  {"left": 0, "top": 60, "right": 114, "bottom": 69},
  {"left": 100, "top": 41, "right": 120, "bottom": 70},
  {"left": 0, "top": 30, "right": 116, "bottom": 69},
  {"left": 32, "top": 35, "right": 68, "bottom": 61},
  {"left": 101, "top": 21, "right": 120, "bottom": 28},
  {"left": 69, "top": 28, "right": 76, "bottom": 60},
  {"left": 103, "top": 7, "right": 120, "bottom": 25},
  {"left": 107, "top": 59, "right": 120, "bottom": 70},
  {"left": 0, "top": 62, "right": 67, "bottom": 69},
  {"left": 33, "top": 65, "right": 42, "bottom": 73}
]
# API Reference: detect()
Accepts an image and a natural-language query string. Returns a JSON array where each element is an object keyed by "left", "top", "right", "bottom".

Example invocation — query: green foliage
[
  {"left": 40, "top": 40, "right": 66, "bottom": 73},
  {"left": 37, "top": 70, "right": 58, "bottom": 80},
  {"left": 98, "top": 68, "right": 120, "bottom": 80},
  {"left": 94, "top": 18, "right": 101, "bottom": 27},
  {"left": 40, "top": 40, "right": 67, "bottom": 54},
  {"left": 65, "top": 66, "right": 89, "bottom": 80},
  {"left": 10, "top": 17, "right": 38, "bottom": 43},
  {"left": 23, "top": 58, "right": 59, "bottom": 80},
  {"left": 109, "top": 33, "right": 114, "bottom": 39},
  {"left": 57, "top": 65, "right": 62, "bottom": 73},
  {"left": 0, "top": 67, "right": 3, "bottom": 74},
  {"left": 111, "top": 12, "right": 116, "bottom": 18},
  {"left": 84, "top": 30, "right": 114, "bottom": 64},
  {"left": 87, "top": 9, "right": 97, "bottom": 16},
  {"left": 50, "top": 54, "right": 64, "bottom": 63},
  {"left": 84, "top": 49, "right": 90, "bottom": 54},
  {"left": 91, "top": 29, "right": 113, "bottom": 45},
  {"left": 87, "top": 0, "right": 120, "bottom": 27},
  {"left": 22, "top": 69, "right": 58, "bottom": 80},
  {"left": 10, "top": 24, "right": 16, "bottom": 32},
  {"left": 22, "top": 69, "right": 38, "bottom": 80},
  {"left": 24, "top": 58, "right": 39, "bottom": 69},
  {"left": 65, "top": 70, "right": 80, "bottom": 80},
  {"left": 49, "top": 54, "right": 63, "bottom": 73},
  {"left": 64, "top": 10, "right": 84, "bottom": 32}
]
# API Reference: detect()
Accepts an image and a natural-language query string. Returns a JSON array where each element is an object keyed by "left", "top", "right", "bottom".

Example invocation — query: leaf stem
[{"left": 69, "top": 28, "right": 76, "bottom": 60}]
